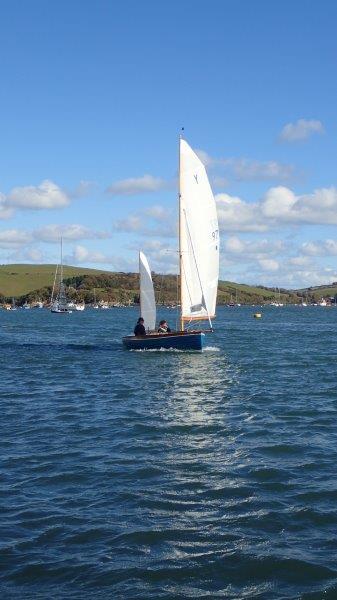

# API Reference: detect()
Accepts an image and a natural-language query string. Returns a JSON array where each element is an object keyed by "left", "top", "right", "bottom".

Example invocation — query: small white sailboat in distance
[
  {"left": 92, "top": 288, "right": 99, "bottom": 309},
  {"left": 51, "top": 238, "right": 72, "bottom": 314},
  {"left": 123, "top": 135, "right": 219, "bottom": 351},
  {"left": 74, "top": 302, "right": 85, "bottom": 311}
]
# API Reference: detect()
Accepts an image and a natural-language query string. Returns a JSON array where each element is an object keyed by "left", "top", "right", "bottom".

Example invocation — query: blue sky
[{"left": 1, "top": 0, "right": 337, "bottom": 287}]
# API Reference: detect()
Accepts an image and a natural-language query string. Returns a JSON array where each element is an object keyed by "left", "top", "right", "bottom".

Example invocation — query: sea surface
[{"left": 1, "top": 305, "right": 337, "bottom": 599}]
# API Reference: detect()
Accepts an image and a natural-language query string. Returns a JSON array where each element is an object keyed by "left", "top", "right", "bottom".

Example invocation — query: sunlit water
[{"left": 1, "top": 306, "right": 337, "bottom": 599}]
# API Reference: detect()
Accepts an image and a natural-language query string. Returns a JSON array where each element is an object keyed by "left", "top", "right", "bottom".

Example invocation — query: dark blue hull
[{"left": 122, "top": 331, "right": 205, "bottom": 351}]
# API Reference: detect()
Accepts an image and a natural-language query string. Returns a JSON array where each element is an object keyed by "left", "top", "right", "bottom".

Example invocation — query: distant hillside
[
  {"left": 296, "top": 282, "right": 337, "bottom": 301},
  {"left": 0, "top": 264, "right": 300, "bottom": 305},
  {"left": 217, "top": 281, "right": 298, "bottom": 304},
  {"left": 0, "top": 264, "right": 111, "bottom": 297}
]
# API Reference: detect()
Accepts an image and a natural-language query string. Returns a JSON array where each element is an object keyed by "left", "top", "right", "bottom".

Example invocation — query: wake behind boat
[{"left": 123, "top": 136, "right": 219, "bottom": 351}]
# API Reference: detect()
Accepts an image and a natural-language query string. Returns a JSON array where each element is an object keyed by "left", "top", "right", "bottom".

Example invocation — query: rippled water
[{"left": 1, "top": 306, "right": 337, "bottom": 599}]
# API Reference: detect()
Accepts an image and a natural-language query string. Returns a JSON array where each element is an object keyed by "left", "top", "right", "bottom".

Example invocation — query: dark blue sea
[{"left": 1, "top": 306, "right": 337, "bottom": 599}]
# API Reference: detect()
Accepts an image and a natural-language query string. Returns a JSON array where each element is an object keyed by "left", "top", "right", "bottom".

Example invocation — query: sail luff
[{"left": 179, "top": 135, "right": 184, "bottom": 331}]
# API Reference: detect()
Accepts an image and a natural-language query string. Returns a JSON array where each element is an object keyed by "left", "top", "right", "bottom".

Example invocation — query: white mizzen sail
[
  {"left": 139, "top": 251, "right": 156, "bottom": 331},
  {"left": 179, "top": 138, "right": 219, "bottom": 325}
]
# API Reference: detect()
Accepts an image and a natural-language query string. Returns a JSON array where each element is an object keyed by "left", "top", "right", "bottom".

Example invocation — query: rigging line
[
  {"left": 180, "top": 253, "right": 194, "bottom": 313},
  {"left": 183, "top": 208, "right": 213, "bottom": 329},
  {"left": 51, "top": 264, "right": 58, "bottom": 304}
]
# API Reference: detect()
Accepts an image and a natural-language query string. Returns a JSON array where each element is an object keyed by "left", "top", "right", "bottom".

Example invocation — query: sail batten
[
  {"left": 139, "top": 251, "right": 156, "bottom": 331},
  {"left": 179, "top": 139, "right": 219, "bottom": 324}
]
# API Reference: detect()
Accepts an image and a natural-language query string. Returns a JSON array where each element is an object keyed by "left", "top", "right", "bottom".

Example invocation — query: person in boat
[
  {"left": 134, "top": 317, "right": 146, "bottom": 336},
  {"left": 157, "top": 320, "right": 171, "bottom": 334}
]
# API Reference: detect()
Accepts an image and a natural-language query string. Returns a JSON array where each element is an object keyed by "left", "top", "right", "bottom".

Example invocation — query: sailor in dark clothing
[
  {"left": 134, "top": 317, "right": 146, "bottom": 336},
  {"left": 157, "top": 319, "right": 171, "bottom": 333}
]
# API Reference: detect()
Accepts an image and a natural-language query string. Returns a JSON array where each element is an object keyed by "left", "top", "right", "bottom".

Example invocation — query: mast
[
  {"left": 179, "top": 133, "right": 184, "bottom": 331},
  {"left": 58, "top": 236, "right": 67, "bottom": 306},
  {"left": 138, "top": 251, "right": 141, "bottom": 319}
]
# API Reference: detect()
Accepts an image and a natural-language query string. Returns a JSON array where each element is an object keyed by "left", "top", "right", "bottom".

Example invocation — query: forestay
[
  {"left": 179, "top": 138, "right": 219, "bottom": 322},
  {"left": 139, "top": 251, "right": 156, "bottom": 331}
]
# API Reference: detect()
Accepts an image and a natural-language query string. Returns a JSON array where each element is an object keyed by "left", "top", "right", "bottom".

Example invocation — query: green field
[
  {"left": 0, "top": 263, "right": 302, "bottom": 304},
  {"left": 296, "top": 284, "right": 337, "bottom": 300},
  {"left": 0, "top": 264, "right": 111, "bottom": 297}
]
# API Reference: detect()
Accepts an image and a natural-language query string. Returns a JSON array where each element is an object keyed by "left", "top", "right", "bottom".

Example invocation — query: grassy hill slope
[
  {"left": 0, "top": 264, "right": 111, "bottom": 297},
  {"left": 0, "top": 264, "right": 300, "bottom": 304},
  {"left": 296, "top": 283, "right": 337, "bottom": 301}
]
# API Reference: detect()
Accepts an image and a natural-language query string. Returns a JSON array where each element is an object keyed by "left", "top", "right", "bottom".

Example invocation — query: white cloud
[
  {"left": 25, "top": 248, "right": 44, "bottom": 262},
  {"left": 114, "top": 215, "right": 143, "bottom": 233},
  {"left": 216, "top": 186, "right": 337, "bottom": 232},
  {"left": 135, "top": 239, "right": 178, "bottom": 273},
  {"left": 287, "top": 255, "right": 312, "bottom": 267},
  {"left": 7, "top": 180, "right": 70, "bottom": 210},
  {"left": 210, "top": 175, "right": 229, "bottom": 189},
  {"left": 224, "top": 236, "right": 285, "bottom": 257},
  {"left": 113, "top": 204, "right": 176, "bottom": 237},
  {"left": 216, "top": 193, "right": 267, "bottom": 232},
  {"left": 261, "top": 186, "right": 297, "bottom": 219},
  {"left": 258, "top": 258, "right": 280, "bottom": 272},
  {"left": 0, "top": 193, "right": 14, "bottom": 220},
  {"left": 65, "top": 244, "right": 134, "bottom": 271},
  {"left": 279, "top": 119, "right": 324, "bottom": 142},
  {"left": 0, "top": 229, "right": 33, "bottom": 248},
  {"left": 106, "top": 175, "right": 171, "bottom": 196},
  {"left": 262, "top": 186, "right": 337, "bottom": 225},
  {"left": 16, "top": 247, "right": 44, "bottom": 262},
  {"left": 196, "top": 150, "right": 294, "bottom": 183},
  {"left": 5, "top": 246, "right": 45, "bottom": 263},
  {"left": 224, "top": 236, "right": 245, "bottom": 253},
  {"left": 34, "top": 224, "right": 110, "bottom": 242},
  {"left": 71, "top": 245, "right": 109, "bottom": 263},
  {"left": 69, "top": 180, "right": 97, "bottom": 198},
  {"left": 259, "top": 262, "right": 337, "bottom": 289},
  {"left": 231, "top": 159, "right": 294, "bottom": 181},
  {"left": 143, "top": 205, "right": 169, "bottom": 220},
  {"left": 301, "top": 239, "right": 337, "bottom": 256}
]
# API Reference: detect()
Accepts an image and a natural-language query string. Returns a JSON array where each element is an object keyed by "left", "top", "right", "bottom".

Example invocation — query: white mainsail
[
  {"left": 139, "top": 251, "right": 156, "bottom": 331},
  {"left": 179, "top": 138, "right": 219, "bottom": 326}
]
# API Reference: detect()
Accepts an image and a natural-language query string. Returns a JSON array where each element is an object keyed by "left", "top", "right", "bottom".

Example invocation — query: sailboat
[
  {"left": 92, "top": 288, "right": 99, "bottom": 309},
  {"left": 122, "top": 136, "right": 219, "bottom": 351},
  {"left": 50, "top": 239, "right": 72, "bottom": 314},
  {"left": 228, "top": 294, "right": 235, "bottom": 307}
]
